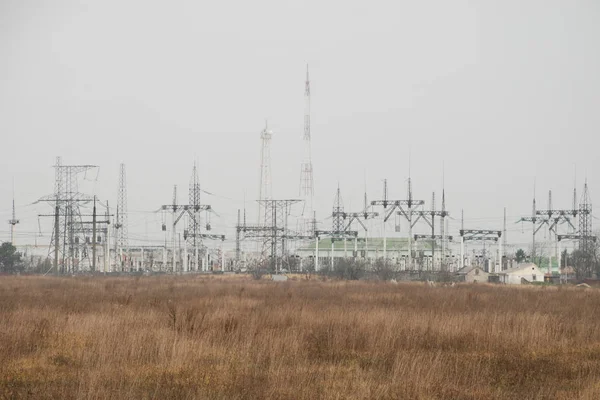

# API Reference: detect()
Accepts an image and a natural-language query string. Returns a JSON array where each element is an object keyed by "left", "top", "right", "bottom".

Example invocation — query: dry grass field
[{"left": 2, "top": 276, "right": 600, "bottom": 399}]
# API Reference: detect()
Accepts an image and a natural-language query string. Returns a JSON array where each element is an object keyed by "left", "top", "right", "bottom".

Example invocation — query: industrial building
[
  {"left": 499, "top": 263, "right": 545, "bottom": 284},
  {"left": 296, "top": 237, "right": 458, "bottom": 271}
]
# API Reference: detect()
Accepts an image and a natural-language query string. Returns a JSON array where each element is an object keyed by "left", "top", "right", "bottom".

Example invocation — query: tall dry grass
[{"left": 1, "top": 276, "right": 600, "bottom": 399}]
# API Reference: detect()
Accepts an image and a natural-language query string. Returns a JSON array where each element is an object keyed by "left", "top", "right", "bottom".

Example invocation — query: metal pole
[
  {"left": 172, "top": 212, "right": 176, "bottom": 273},
  {"left": 54, "top": 204, "right": 60, "bottom": 275},
  {"left": 331, "top": 239, "right": 334, "bottom": 270},
  {"left": 315, "top": 235, "right": 319, "bottom": 271},
  {"left": 162, "top": 234, "right": 167, "bottom": 273},
  {"left": 556, "top": 234, "right": 560, "bottom": 275},
  {"left": 92, "top": 196, "right": 97, "bottom": 272},
  {"left": 383, "top": 210, "right": 387, "bottom": 261},
  {"left": 497, "top": 237, "right": 502, "bottom": 273},
  {"left": 460, "top": 236, "right": 464, "bottom": 270},
  {"left": 221, "top": 239, "right": 225, "bottom": 272},
  {"left": 408, "top": 207, "right": 413, "bottom": 270},
  {"left": 183, "top": 237, "right": 188, "bottom": 272},
  {"left": 105, "top": 226, "right": 109, "bottom": 273}
]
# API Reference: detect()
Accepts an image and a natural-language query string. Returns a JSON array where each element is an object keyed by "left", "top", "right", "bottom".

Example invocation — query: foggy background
[{"left": 1, "top": 0, "right": 599, "bottom": 252}]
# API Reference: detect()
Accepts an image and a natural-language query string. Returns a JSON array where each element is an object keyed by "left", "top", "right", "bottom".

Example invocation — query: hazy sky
[{"left": 1, "top": 0, "right": 599, "bottom": 251}]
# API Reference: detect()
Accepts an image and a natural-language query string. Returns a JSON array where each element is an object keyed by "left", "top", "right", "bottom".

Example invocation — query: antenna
[
  {"left": 116, "top": 163, "right": 128, "bottom": 269},
  {"left": 503, "top": 207, "right": 507, "bottom": 260},
  {"left": 299, "top": 64, "right": 314, "bottom": 234},
  {"left": 407, "top": 152, "right": 413, "bottom": 204},
  {"left": 363, "top": 169, "right": 368, "bottom": 211},
  {"left": 258, "top": 121, "right": 273, "bottom": 226},
  {"left": 532, "top": 179, "right": 536, "bottom": 217},
  {"left": 8, "top": 178, "right": 20, "bottom": 245}
]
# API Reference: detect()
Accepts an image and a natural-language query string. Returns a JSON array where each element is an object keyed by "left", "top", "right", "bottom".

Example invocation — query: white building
[
  {"left": 456, "top": 265, "right": 489, "bottom": 283},
  {"left": 499, "top": 263, "right": 544, "bottom": 284}
]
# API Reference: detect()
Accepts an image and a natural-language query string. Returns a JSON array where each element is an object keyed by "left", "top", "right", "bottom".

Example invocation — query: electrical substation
[{"left": 6, "top": 66, "right": 595, "bottom": 282}]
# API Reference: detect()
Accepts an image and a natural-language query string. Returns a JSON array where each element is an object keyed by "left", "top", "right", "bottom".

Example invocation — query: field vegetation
[{"left": 2, "top": 275, "right": 600, "bottom": 399}]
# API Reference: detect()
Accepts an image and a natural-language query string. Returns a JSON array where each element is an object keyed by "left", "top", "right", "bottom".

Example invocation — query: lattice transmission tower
[
  {"left": 188, "top": 163, "right": 203, "bottom": 270},
  {"left": 258, "top": 122, "right": 273, "bottom": 227},
  {"left": 115, "top": 163, "right": 128, "bottom": 270},
  {"left": 332, "top": 186, "right": 344, "bottom": 233},
  {"left": 38, "top": 157, "right": 97, "bottom": 273},
  {"left": 300, "top": 65, "right": 314, "bottom": 233},
  {"left": 579, "top": 180, "right": 592, "bottom": 259}
]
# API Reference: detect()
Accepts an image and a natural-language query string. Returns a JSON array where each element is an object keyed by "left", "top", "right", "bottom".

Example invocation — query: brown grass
[{"left": 1, "top": 276, "right": 600, "bottom": 399}]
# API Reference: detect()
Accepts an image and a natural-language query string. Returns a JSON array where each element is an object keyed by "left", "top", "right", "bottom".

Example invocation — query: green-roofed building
[{"left": 296, "top": 237, "right": 457, "bottom": 270}]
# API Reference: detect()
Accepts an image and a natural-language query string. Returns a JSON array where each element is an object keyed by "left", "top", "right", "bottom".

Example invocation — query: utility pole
[
  {"left": 92, "top": 196, "right": 97, "bottom": 272},
  {"left": 503, "top": 207, "right": 507, "bottom": 270},
  {"left": 105, "top": 201, "right": 111, "bottom": 273}
]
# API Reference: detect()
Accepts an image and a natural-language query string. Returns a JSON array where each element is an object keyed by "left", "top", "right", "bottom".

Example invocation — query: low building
[
  {"left": 455, "top": 265, "right": 489, "bottom": 283},
  {"left": 295, "top": 237, "right": 458, "bottom": 271},
  {"left": 499, "top": 263, "right": 544, "bottom": 284}
]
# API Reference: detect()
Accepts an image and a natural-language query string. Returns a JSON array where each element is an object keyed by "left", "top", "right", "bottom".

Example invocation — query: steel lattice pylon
[
  {"left": 332, "top": 186, "right": 344, "bottom": 233},
  {"left": 579, "top": 181, "right": 593, "bottom": 275},
  {"left": 115, "top": 163, "right": 128, "bottom": 271},
  {"left": 41, "top": 157, "right": 97, "bottom": 273},
  {"left": 188, "top": 163, "right": 203, "bottom": 270},
  {"left": 258, "top": 199, "right": 301, "bottom": 263},
  {"left": 258, "top": 123, "right": 273, "bottom": 228},
  {"left": 300, "top": 65, "right": 314, "bottom": 234}
]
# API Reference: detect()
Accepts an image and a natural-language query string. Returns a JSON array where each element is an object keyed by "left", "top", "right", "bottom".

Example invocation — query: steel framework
[
  {"left": 299, "top": 65, "right": 314, "bottom": 235},
  {"left": 115, "top": 163, "right": 128, "bottom": 271},
  {"left": 371, "top": 178, "right": 425, "bottom": 267},
  {"left": 38, "top": 157, "right": 98, "bottom": 274}
]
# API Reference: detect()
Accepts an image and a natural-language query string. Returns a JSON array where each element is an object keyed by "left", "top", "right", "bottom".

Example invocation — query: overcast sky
[{"left": 1, "top": 0, "right": 599, "bottom": 251}]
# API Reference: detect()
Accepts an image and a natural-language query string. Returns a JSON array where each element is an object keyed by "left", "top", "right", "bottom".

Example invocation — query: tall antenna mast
[
  {"left": 573, "top": 166, "right": 577, "bottom": 232},
  {"left": 300, "top": 64, "right": 314, "bottom": 233},
  {"left": 363, "top": 170, "right": 368, "bottom": 211},
  {"left": 116, "top": 163, "right": 128, "bottom": 269},
  {"left": 258, "top": 121, "right": 273, "bottom": 226},
  {"left": 440, "top": 167, "right": 446, "bottom": 270},
  {"left": 8, "top": 178, "right": 19, "bottom": 245},
  {"left": 503, "top": 207, "right": 507, "bottom": 255}
]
